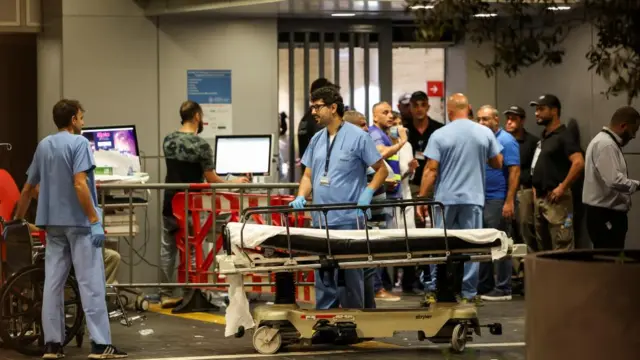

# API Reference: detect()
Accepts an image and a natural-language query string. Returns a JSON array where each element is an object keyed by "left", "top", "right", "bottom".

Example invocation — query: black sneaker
[
  {"left": 480, "top": 289, "right": 512, "bottom": 301},
  {"left": 42, "top": 343, "right": 65, "bottom": 359},
  {"left": 88, "top": 343, "right": 128, "bottom": 359}
]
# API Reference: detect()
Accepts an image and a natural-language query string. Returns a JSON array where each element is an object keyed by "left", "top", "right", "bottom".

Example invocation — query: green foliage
[{"left": 407, "top": 0, "right": 640, "bottom": 104}]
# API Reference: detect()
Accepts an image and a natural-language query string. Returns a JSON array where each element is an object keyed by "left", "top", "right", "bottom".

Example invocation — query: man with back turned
[
  {"left": 12, "top": 99, "right": 127, "bottom": 359},
  {"left": 416, "top": 93, "right": 503, "bottom": 303}
]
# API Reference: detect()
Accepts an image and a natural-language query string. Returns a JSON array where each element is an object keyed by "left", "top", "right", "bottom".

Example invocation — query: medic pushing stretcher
[{"left": 216, "top": 199, "right": 527, "bottom": 355}]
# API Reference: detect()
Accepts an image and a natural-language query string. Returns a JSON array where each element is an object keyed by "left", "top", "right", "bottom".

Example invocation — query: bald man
[{"left": 417, "top": 93, "right": 504, "bottom": 303}]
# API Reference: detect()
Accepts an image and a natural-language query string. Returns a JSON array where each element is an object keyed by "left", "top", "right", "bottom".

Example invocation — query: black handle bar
[{"left": 239, "top": 198, "right": 443, "bottom": 220}]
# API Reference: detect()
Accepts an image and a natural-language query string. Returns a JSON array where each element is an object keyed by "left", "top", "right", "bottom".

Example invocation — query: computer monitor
[
  {"left": 214, "top": 135, "right": 272, "bottom": 176},
  {"left": 81, "top": 125, "right": 140, "bottom": 157}
]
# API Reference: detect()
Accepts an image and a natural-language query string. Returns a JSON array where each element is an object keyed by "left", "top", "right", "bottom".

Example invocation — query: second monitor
[{"left": 214, "top": 135, "right": 272, "bottom": 177}]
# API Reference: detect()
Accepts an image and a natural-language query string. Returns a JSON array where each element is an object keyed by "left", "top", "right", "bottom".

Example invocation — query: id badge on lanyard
[
  {"left": 321, "top": 124, "right": 343, "bottom": 186},
  {"left": 530, "top": 140, "right": 542, "bottom": 176}
]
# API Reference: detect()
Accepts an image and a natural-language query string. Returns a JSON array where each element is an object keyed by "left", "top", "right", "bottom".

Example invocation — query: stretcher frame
[
  {"left": 217, "top": 199, "right": 519, "bottom": 274},
  {"left": 217, "top": 199, "right": 524, "bottom": 355}
]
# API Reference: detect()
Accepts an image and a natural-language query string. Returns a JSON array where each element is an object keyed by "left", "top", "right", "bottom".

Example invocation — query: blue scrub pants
[
  {"left": 314, "top": 222, "right": 365, "bottom": 310},
  {"left": 478, "top": 199, "right": 513, "bottom": 295},
  {"left": 425, "top": 204, "right": 483, "bottom": 300},
  {"left": 43, "top": 227, "right": 111, "bottom": 345}
]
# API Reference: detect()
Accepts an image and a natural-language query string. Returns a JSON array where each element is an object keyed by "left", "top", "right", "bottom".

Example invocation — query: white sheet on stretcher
[
  {"left": 225, "top": 222, "right": 511, "bottom": 260},
  {"left": 223, "top": 223, "right": 512, "bottom": 337}
]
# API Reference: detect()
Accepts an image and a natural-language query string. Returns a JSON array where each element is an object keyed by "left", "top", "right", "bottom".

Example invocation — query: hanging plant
[{"left": 407, "top": 0, "right": 640, "bottom": 104}]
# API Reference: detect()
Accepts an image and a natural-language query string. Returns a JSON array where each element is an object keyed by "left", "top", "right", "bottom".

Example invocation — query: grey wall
[
  {"left": 460, "top": 23, "right": 640, "bottom": 248},
  {"left": 37, "top": 0, "right": 279, "bottom": 283}
]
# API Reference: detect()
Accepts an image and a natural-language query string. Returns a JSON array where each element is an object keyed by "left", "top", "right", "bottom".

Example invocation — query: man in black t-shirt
[
  {"left": 504, "top": 105, "right": 539, "bottom": 249},
  {"left": 529, "top": 95, "right": 584, "bottom": 251},
  {"left": 399, "top": 91, "right": 443, "bottom": 295},
  {"left": 404, "top": 91, "right": 444, "bottom": 199},
  {"left": 159, "top": 101, "right": 248, "bottom": 307}
]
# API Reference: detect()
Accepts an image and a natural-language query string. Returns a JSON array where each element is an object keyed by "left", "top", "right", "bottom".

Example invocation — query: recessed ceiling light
[
  {"left": 332, "top": 13, "right": 356, "bottom": 17},
  {"left": 547, "top": 6, "right": 571, "bottom": 11},
  {"left": 410, "top": 4, "right": 434, "bottom": 10},
  {"left": 474, "top": 13, "right": 498, "bottom": 18}
]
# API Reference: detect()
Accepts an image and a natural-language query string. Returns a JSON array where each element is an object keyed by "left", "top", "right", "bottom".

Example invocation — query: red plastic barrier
[{"left": 170, "top": 191, "right": 314, "bottom": 301}]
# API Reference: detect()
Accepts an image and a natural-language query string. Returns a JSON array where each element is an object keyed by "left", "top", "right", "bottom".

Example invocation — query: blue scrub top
[
  {"left": 26, "top": 132, "right": 99, "bottom": 228},
  {"left": 301, "top": 121, "right": 382, "bottom": 227},
  {"left": 485, "top": 128, "right": 520, "bottom": 200},
  {"left": 424, "top": 119, "right": 503, "bottom": 207}
]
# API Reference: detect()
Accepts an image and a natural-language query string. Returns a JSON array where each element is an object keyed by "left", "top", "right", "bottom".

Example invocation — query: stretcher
[{"left": 215, "top": 199, "right": 526, "bottom": 355}]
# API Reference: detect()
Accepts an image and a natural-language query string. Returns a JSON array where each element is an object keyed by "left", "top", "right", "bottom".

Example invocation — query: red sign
[{"left": 426, "top": 81, "right": 444, "bottom": 97}]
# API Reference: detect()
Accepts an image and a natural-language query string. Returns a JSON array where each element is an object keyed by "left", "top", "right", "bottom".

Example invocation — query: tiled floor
[{"left": 1, "top": 294, "right": 525, "bottom": 360}]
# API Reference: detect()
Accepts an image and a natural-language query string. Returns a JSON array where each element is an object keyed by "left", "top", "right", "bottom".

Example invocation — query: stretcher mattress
[{"left": 225, "top": 223, "right": 511, "bottom": 258}]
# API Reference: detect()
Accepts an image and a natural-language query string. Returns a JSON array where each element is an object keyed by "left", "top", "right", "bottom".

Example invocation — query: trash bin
[{"left": 525, "top": 250, "right": 640, "bottom": 360}]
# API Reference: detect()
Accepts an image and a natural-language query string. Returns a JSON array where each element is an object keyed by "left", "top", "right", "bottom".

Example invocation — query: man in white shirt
[{"left": 583, "top": 106, "right": 640, "bottom": 249}]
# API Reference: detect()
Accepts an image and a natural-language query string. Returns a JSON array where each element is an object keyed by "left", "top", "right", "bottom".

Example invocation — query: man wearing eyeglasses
[{"left": 290, "top": 86, "right": 388, "bottom": 310}]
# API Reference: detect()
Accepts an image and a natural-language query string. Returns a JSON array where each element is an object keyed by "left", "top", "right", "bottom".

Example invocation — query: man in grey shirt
[{"left": 583, "top": 106, "right": 640, "bottom": 249}]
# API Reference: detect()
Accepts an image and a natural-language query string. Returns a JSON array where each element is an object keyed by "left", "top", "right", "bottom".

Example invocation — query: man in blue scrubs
[
  {"left": 290, "top": 86, "right": 388, "bottom": 309},
  {"left": 13, "top": 99, "right": 127, "bottom": 359},
  {"left": 477, "top": 105, "right": 520, "bottom": 301},
  {"left": 417, "top": 93, "right": 504, "bottom": 302}
]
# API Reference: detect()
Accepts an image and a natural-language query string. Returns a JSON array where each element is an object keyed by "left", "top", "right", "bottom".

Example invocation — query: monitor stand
[{"left": 252, "top": 176, "right": 266, "bottom": 184}]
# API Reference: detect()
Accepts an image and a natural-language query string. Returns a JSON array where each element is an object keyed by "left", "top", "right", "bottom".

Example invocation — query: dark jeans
[
  {"left": 585, "top": 205, "right": 628, "bottom": 249},
  {"left": 478, "top": 199, "right": 513, "bottom": 295}
]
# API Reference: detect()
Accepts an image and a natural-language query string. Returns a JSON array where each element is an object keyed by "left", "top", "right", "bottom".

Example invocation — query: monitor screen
[
  {"left": 214, "top": 135, "right": 272, "bottom": 176},
  {"left": 81, "top": 125, "right": 140, "bottom": 157}
]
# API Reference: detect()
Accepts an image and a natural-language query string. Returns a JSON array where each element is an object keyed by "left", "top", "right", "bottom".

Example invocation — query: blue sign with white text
[{"left": 187, "top": 70, "right": 232, "bottom": 104}]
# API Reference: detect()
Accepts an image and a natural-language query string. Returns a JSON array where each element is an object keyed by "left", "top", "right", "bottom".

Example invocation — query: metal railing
[{"left": 95, "top": 182, "right": 307, "bottom": 290}]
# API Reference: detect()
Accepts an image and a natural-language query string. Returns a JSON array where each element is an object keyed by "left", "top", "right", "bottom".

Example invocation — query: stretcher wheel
[
  {"left": 450, "top": 324, "right": 467, "bottom": 353},
  {"left": 252, "top": 326, "right": 282, "bottom": 355},
  {"left": 135, "top": 297, "right": 149, "bottom": 312},
  {"left": 0, "top": 264, "right": 84, "bottom": 356},
  {"left": 118, "top": 295, "right": 129, "bottom": 308}
]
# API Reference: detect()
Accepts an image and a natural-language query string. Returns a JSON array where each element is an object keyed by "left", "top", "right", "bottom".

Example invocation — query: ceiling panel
[
  {"left": 141, "top": 0, "right": 582, "bottom": 19},
  {"left": 143, "top": 0, "right": 413, "bottom": 18}
]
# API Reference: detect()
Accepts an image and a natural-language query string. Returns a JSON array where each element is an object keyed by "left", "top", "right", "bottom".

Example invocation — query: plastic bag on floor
[{"left": 224, "top": 274, "right": 255, "bottom": 337}]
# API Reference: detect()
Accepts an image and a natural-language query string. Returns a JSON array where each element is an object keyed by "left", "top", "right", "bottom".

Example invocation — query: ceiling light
[
  {"left": 332, "top": 13, "right": 356, "bottom": 17},
  {"left": 547, "top": 6, "right": 571, "bottom": 11},
  {"left": 410, "top": 4, "right": 434, "bottom": 10},
  {"left": 474, "top": 13, "right": 498, "bottom": 18}
]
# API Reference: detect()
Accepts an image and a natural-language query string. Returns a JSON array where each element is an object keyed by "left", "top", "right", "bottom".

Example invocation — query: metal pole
[
  {"left": 334, "top": 32, "right": 340, "bottom": 86},
  {"left": 318, "top": 31, "right": 325, "bottom": 78},
  {"left": 184, "top": 189, "right": 190, "bottom": 286},
  {"left": 288, "top": 31, "right": 296, "bottom": 183},
  {"left": 128, "top": 191, "right": 134, "bottom": 284},
  {"left": 303, "top": 32, "right": 311, "bottom": 108},
  {"left": 348, "top": 32, "right": 355, "bottom": 110},
  {"left": 378, "top": 21, "right": 393, "bottom": 106},
  {"left": 363, "top": 32, "right": 371, "bottom": 120}
]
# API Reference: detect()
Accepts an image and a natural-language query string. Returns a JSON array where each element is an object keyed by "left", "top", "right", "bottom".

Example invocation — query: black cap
[
  {"left": 529, "top": 94, "right": 561, "bottom": 109},
  {"left": 503, "top": 105, "right": 526, "bottom": 117},
  {"left": 410, "top": 91, "right": 428, "bottom": 103}
]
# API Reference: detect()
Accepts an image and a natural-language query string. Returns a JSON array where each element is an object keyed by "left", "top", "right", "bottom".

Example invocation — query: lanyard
[
  {"left": 325, "top": 122, "right": 344, "bottom": 176},
  {"left": 601, "top": 129, "right": 628, "bottom": 176}
]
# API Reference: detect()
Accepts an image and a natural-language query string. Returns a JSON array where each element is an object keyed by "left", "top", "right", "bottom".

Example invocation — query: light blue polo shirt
[
  {"left": 424, "top": 119, "right": 503, "bottom": 207},
  {"left": 26, "top": 132, "right": 99, "bottom": 228},
  {"left": 301, "top": 121, "right": 382, "bottom": 227},
  {"left": 485, "top": 128, "right": 520, "bottom": 200}
]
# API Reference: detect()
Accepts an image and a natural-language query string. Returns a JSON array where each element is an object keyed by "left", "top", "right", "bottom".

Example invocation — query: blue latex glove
[
  {"left": 357, "top": 187, "right": 375, "bottom": 219},
  {"left": 90, "top": 222, "right": 106, "bottom": 248},
  {"left": 289, "top": 196, "right": 307, "bottom": 209}
]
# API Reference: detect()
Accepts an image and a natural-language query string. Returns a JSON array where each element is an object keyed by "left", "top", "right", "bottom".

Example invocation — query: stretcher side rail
[
  {"left": 233, "top": 198, "right": 447, "bottom": 260},
  {"left": 217, "top": 200, "right": 516, "bottom": 277}
]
